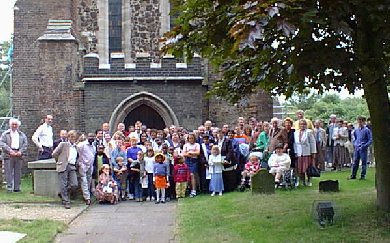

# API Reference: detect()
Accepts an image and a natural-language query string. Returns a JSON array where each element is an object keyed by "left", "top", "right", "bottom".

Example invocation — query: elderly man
[
  {"left": 0, "top": 118, "right": 28, "bottom": 192},
  {"left": 313, "top": 120, "right": 327, "bottom": 171},
  {"left": 293, "top": 110, "right": 314, "bottom": 130},
  {"left": 52, "top": 130, "right": 79, "bottom": 209},
  {"left": 32, "top": 114, "right": 54, "bottom": 160},
  {"left": 77, "top": 133, "right": 96, "bottom": 205},
  {"left": 268, "top": 117, "right": 288, "bottom": 152}
]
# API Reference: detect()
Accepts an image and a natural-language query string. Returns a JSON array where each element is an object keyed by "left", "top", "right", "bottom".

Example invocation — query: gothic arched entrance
[
  {"left": 124, "top": 104, "right": 165, "bottom": 129},
  {"left": 109, "top": 91, "right": 179, "bottom": 131}
]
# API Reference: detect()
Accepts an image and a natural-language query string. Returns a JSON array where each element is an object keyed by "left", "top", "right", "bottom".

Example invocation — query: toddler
[
  {"left": 173, "top": 156, "right": 190, "bottom": 198},
  {"left": 208, "top": 145, "right": 224, "bottom": 196},
  {"left": 153, "top": 153, "right": 170, "bottom": 203}
]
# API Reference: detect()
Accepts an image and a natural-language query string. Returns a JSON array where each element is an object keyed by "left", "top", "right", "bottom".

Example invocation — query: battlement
[{"left": 83, "top": 52, "right": 203, "bottom": 78}]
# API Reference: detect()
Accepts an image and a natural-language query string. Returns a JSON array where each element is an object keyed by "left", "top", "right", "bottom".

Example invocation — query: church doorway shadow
[
  {"left": 109, "top": 91, "right": 179, "bottom": 132},
  {"left": 124, "top": 104, "right": 165, "bottom": 130}
]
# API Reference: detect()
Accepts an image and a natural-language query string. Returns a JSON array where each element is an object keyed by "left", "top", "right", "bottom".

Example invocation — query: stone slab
[
  {"left": 28, "top": 158, "right": 57, "bottom": 169},
  {"left": 34, "top": 170, "right": 59, "bottom": 198},
  {"left": 0, "top": 231, "right": 26, "bottom": 243}
]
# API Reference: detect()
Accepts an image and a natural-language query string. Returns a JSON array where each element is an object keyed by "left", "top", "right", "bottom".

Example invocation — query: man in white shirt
[
  {"left": 0, "top": 118, "right": 28, "bottom": 192},
  {"left": 32, "top": 115, "right": 54, "bottom": 160}
]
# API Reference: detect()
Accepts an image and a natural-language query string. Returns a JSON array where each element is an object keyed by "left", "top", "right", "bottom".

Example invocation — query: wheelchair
[{"left": 276, "top": 169, "right": 298, "bottom": 189}]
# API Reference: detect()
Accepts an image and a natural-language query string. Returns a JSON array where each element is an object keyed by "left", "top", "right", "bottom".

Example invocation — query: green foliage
[
  {"left": 178, "top": 169, "right": 390, "bottom": 242},
  {"left": 163, "top": 0, "right": 390, "bottom": 102},
  {"left": 285, "top": 94, "right": 369, "bottom": 123}
]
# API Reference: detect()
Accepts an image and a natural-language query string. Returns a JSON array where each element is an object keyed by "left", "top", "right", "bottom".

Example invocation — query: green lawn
[
  {"left": 177, "top": 168, "right": 390, "bottom": 243},
  {"left": 0, "top": 219, "right": 66, "bottom": 243},
  {"left": 0, "top": 175, "right": 57, "bottom": 203}
]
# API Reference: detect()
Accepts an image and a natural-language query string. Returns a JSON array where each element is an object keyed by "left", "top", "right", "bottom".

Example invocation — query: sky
[
  {"left": 0, "top": 0, "right": 16, "bottom": 42},
  {"left": 0, "top": 0, "right": 364, "bottom": 99}
]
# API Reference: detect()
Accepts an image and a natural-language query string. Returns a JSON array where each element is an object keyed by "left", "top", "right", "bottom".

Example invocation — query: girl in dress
[{"left": 208, "top": 145, "right": 224, "bottom": 196}]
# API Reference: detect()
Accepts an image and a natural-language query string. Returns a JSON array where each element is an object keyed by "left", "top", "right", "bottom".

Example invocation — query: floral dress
[{"left": 95, "top": 172, "right": 119, "bottom": 204}]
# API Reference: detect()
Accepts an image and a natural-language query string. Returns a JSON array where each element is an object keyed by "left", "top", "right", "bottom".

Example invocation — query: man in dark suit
[
  {"left": 0, "top": 118, "right": 28, "bottom": 192},
  {"left": 53, "top": 130, "right": 68, "bottom": 150}
]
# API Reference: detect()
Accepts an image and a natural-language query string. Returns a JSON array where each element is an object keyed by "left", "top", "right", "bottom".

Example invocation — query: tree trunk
[
  {"left": 364, "top": 79, "right": 390, "bottom": 212},
  {"left": 358, "top": 9, "right": 390, "bottom": 212}
]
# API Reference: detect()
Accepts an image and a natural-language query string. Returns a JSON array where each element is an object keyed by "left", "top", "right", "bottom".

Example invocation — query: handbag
[{"left": 307, "top": 165, "right": 321, "bottom": 177}]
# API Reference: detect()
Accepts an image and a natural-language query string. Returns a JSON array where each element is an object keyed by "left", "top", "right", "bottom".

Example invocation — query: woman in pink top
[{"left": 183, "top": 133, "right": 200, "bottom": 197}]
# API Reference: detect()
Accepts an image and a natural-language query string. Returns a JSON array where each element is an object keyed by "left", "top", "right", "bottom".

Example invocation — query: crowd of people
[{"left": 0, "top": 111, "right": 373, "bottom": 209}]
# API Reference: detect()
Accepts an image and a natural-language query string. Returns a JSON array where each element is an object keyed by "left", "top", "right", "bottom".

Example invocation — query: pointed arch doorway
[{"left": 109, "top": 91, "right": 179, "bottom": 131}]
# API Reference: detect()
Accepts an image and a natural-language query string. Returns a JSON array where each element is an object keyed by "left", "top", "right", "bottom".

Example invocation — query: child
[
  {"left": 268, "top": 144, "right": 291, "bottom": 184},
  {"left": 112, "top": 156, "right": 128, "bottom": 201},
  {"left": 208, "top": 145, "right": 224, "bottom": 196},
  {"left": 241, "top": 155, "right": 261, "bottom": 186},
  {"left": 95, "top": 164, "right": 119, "bottom": 204},
  {"left": 128, "top": 151, "right": 145, "bottom": 202},
  {"left": 153, "top": 153, "right": 170, "bottom": 204},
  {"left": 144, "top": 148, "right": 155, "bottom": 201},
  {"left": 173, "top": 156, "right": 190, "bottom": 198}
]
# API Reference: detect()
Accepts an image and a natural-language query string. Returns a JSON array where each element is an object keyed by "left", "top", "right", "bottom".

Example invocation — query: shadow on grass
[{"left": 177, "top": 168, "right": 390, "bottom": 243}]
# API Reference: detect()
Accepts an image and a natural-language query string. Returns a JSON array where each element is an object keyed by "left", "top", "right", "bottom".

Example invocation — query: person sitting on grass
[
  {"left": 95, "top": 164, "right": 119, "bottom": 204},
  {"left": 268, "top": 144, "right": 291, "bottom": 184},
  {"left": 240, "top": 155, "right": 261, "bottom": 186}
]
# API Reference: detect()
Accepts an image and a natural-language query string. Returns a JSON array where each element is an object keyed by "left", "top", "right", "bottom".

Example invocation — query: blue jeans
[
  {"left": 133, "top": 180, "right": 142, "bottom": 199},
  {"left": 352, "top": 148, "right": 368, "bottom": 178},
  {"left": 147, "top": 173, "right": 155, "bottom": 199}
]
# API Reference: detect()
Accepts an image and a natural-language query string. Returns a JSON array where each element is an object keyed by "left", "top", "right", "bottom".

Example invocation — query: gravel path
[{"left": 0, "top": 202, "right": 87, "bottom": 223}]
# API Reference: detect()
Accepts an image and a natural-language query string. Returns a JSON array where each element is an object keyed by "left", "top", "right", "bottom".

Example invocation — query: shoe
[
  {"left": 151, "top": 197, "right": 155, "bottom": 201},
  {"left": 348, "top": 176, "right": 356, "bottom": 180},
  {"left": 359, "top": 177, "right": 366, "bottom": 180},
  {"left": 13, "top": 189, "right": 21, "bottom": 192},
  {"left": 57, "top": 193, "right": 63, "bottom": 200},
  {"left": 64, "top": 203, "right": 71, "bottom": 209},
  {"left": 161, "top": 200, "right": 166, "bottom": 204},
  {"left": 211, "top": 192, "right": 215, "bottom": 197},
  {"left": 86, "top": 199, "right": 91, "bottom": 205},
  {"left": 218, "top": 192, "right": 223, "bottom": 196},
  {"left": 121, "top": 197, "right": 127, "bottom": 201},
  {"left": 128, "top": 194, "right": 134, "bottom": 200},
  {"left": 307, "top": 182, "right": 312, "bottom": 187},
  {"left": 155, "top": 201, "right": 160, "bottom": 204}
]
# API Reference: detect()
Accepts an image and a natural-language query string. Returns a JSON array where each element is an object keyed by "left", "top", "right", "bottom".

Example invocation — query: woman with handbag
[{"left": 293, "top": 119, "right": 317, "bottom": 186}]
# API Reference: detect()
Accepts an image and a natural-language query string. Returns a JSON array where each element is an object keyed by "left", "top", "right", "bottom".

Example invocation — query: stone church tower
[{"left": 12, "top": 0, "right": 272, "bottom": 159}]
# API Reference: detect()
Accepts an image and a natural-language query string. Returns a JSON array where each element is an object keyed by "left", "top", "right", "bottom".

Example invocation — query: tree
[{"left": 164, "top": 0, "right": 390, "bottom": 211}]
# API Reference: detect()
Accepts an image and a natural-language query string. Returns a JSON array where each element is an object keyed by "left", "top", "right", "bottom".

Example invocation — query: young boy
[
  {"left": 173, "top": 156, "right": 190, "bottom": 198},
  {"left": 112, "top": 156, "right": 128, "bottom": 200}
]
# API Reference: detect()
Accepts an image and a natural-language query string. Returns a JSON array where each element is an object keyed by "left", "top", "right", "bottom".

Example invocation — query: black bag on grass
[{"left": 307, "top": 165, "right": 321, "bottom": 177}]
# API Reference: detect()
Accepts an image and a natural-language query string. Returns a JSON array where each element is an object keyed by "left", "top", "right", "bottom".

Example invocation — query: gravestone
[
  {"left": 251, "top": 169, "right": 275, "bottom": 194},
  {"left": 319, "top": 180, "right": 339, "bottom": 192}
]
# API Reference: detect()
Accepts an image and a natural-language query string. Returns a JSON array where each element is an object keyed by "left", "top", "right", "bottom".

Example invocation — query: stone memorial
[
  {"left": 28, "top": 158, "right": 58, "bottom": 198},
  {"left": 251, "top": 169, "right": 275, "bottom": 194}
]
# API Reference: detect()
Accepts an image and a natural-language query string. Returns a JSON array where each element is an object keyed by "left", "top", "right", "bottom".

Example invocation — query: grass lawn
[
  {"left": 0, "top": 175, "right": 57, "bottom": 203},
  {"left": 0, "top": 218, "right": 66, "bottom": 243},
  {"left": 177, "top": 168, "right": 390, "bottom": 243}
]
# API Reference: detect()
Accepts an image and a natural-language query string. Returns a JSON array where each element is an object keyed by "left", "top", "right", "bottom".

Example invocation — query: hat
[
  {"left": 275, "top": 143, "right": 284, "bottom": 149},
  {"left": 154, "top": 153, "right": 166, "bottom": 161}
]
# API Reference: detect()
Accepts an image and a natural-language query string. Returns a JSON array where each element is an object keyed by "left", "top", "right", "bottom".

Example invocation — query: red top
[{"left": 173, "top": 163, "right": 190, "bottom": 182}]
